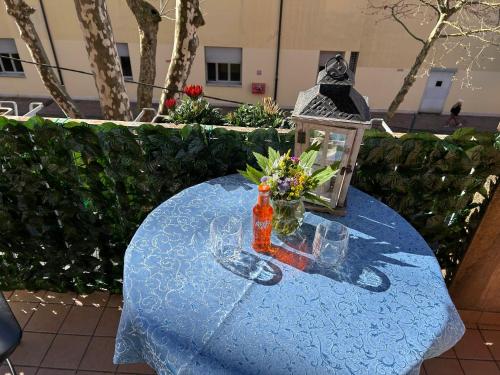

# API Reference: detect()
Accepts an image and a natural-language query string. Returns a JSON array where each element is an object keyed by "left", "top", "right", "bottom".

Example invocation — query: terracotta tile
[
  {"left": 10, "top": 290, "right": 46, "bottom": 303},
  {"left": 482, "top": 330, "right": 500, "bottom": 360},
  {"left": 439, "top": 348, "right": 456, "bottom": 358},
  {"left": 59, "top": 305, "right": 104, "bottom": 335},
  {"left": 24, "top": 303, "right": 70, "bottom": 333},
  {"left": 0, "top": 365, "right": 37, "bottom": 375},
  {"left": 78, "top": 337, "right": 117, "bottom": 372},
  {"left": 479, "top": 313, "right": 500, "bottom": 330},
  {"left": 37, "top": 369, "right": 76, "bottom": 375},
  {"left": 459, "top": 310, "right": 482, "bottom": 329},
  {"left": 74, "top": 291, "right": 109, "bottom": 307},
  {"left": 41, "top": 335, "right": 90, "bottom": 369},
  {"left": 107, "top": 294, "right": 123, "bottom": 308},
  {"left": 117, "top": 362, "right": 156, "bottom": 374},
  {"left": 2, "top": 290, "right": 13, "bottom": 300},
  {"left": 9, "top": 332, "right": 54, "bottom": 367},
  {"left": 455, "top": 329, "right": 493, "bottom": 360},
  {"left": 460, "top": 360, "right": 500, "bottom": 375},
  {"left": 95, "top": 307, "right": 121, "bottom": 337},
  {"left": 7, "top": 301, "right": 39, "bottom": 329},
  {"left": 424, "top": 358, "right": 464, "bottom": 375},
  {"left": 45, "top": 291, "right": 77, "bottom": 305}
]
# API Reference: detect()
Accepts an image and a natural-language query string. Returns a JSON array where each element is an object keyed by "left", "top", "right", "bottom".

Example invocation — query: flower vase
[{"left": 271, "top": 198, "right": 305, "bottom": 236}]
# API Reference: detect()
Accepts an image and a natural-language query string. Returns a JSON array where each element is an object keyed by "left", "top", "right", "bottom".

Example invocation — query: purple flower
[
  {"left": 260, "top": 176, "right": 270, "bottom": 183},
  {"left": 291, "top": 156, "right": 300, "bottom": 164},
  {"left": 278, "top": 179, "right": 290, "bottom": 192}
]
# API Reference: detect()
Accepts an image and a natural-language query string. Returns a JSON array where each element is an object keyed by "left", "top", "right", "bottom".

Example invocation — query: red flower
[
  {"left": 165, "top": 98, "right": 176, "bottom": 109},
  {"left": 184, "top": 84, "right": 203, "bottom": 99}
]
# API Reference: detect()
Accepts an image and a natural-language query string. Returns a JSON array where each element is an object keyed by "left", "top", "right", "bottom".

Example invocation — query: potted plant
[{"left": 240, "top": 146, "right": 338, "bottom": 236}]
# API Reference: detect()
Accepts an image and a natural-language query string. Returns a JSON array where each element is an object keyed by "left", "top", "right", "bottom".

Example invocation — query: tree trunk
[
  {"left": 386, "top": 17, "right": 447, "bottom": 120},
  {"left": 157, "top": 0, "right": 205, "bottom": 115},
  {"left": 126, "top": 0, "right": 161, "bottom": 119},
  {"left": 4, "top": 0, "right": 82, "bottom": 118},
  {"left": 74, "top": 0, "right": 133, "bottom": 121}
]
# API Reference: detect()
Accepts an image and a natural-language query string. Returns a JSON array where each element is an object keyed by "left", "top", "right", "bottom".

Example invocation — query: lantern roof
[{"left": 293, "top": 55, "right": 370, "bottom": 122}]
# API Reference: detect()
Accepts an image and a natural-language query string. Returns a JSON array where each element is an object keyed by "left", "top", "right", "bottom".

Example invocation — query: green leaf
[
  {"left": 180, "top": 125, "right": 192, "bottom": 140},
  {"left": 304, "top": 192, "right": 333, "bottom": 211},
  {"left": 267, "top": 147, "right": 280, "bottom": 166},
  {"left": 305, "top": 142, "right": 321, "bottom": 152},
  {"left": 238, "top": 169, "right": 260, "bottom": 184},
  {"left": 252, "top": 152, "right": 269, "bottom": 172},
  {"left": 310, "top": 162, "right": 339, "bottom": 185},
  {"left": 299, "top": 149, "right": 319, "bottom": 170},
  {"left": 238, "top": 164, "right": 263, "bottom": 184}
]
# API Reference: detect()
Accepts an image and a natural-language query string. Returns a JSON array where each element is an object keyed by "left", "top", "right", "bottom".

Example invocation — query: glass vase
[{"left": 271, "top": 198, "right": 305, "bottom": 236}]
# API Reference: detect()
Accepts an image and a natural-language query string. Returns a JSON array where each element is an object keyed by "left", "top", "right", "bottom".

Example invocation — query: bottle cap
[{"left": 258, "top": 183, "right": 270, "bottom": 192}]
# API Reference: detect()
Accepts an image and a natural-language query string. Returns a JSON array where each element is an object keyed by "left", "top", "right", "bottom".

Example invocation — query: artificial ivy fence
[
  {"left": 0, "top": 117, "right": 498, "bottom": 292},
  {"left": 355, "top": 129, "right": 499, "bottom": 282}
]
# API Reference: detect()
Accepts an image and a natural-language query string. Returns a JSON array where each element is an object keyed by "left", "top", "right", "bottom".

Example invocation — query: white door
[{"left": 419, "top": 69, "right": 455, "bottom": 113}]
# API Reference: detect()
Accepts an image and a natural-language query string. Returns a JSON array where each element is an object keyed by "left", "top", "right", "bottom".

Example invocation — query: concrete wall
[
  {"left": 450, "top": 187, "right": 500, "bottom": 312},
  {"left": 0, "top": 0, "right": 499, "bottom": 115}
]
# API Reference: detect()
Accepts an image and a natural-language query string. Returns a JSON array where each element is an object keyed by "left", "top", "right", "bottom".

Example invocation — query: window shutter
[
  {"left": 205, "top": 47, "right": 242, "bottom": 64},
  {"left": 116, "top": 43, "right": 130, "bottom": 57}
]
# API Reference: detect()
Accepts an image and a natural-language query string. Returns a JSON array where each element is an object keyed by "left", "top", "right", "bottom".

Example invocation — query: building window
[
  {"left": 318, "top": 51, "right": 345, "bottom": 72},
  {"left": 117, "top": 43, "right": 132, "bottom": 80},
  {"left": 0, "top": 39, "right": 24, "bottom": 76},
  {"left": 349, "top": 52, "right": 359, "bottom": 74},
  {"left": 205, "top": 47, "right": 242, "bottom": 85}
]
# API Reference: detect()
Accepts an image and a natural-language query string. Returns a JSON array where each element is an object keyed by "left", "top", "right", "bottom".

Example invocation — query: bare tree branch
[
  {"left": 443, "top": 24, "right": 500, "bottom": 35},
  {"left": 419, "top": 0, "right": 441, "bottom": 14},
  {"left": 390, "top": 4, "right": 427, "bottom": 44},
  {"left": 159, "top": 0, "right": 172, "bottom": 15}
]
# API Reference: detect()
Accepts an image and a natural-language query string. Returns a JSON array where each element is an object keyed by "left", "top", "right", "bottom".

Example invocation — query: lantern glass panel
[
  {"left": 309, "top": 129, "right": 325, "bottom": 149},
  {"left": 327, "top": 132, "right": 347, "bottom": 163},
  {"left": 309, "top": 129, "right": 326, "bottom": 170}
]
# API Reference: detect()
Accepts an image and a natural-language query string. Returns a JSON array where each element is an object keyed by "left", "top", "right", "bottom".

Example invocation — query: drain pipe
[
  {"left": 39, "top": 0, "right": 64, "bottom": 85},
  {"left": 273, "top": 0, "right": 284, "bottom": 102}
]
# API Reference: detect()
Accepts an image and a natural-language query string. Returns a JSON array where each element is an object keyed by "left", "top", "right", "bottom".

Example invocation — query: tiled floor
[
  {"left": 2, "top": 291, "right": 500, "bottom": 375},
  {"left": 1, "top": 290, "right": 154, "bottom": 375}
]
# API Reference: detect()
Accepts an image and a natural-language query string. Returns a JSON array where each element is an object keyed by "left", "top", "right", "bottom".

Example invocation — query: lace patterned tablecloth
[{"left": 114, "top": 174, "right": 464, "bottom": 375}]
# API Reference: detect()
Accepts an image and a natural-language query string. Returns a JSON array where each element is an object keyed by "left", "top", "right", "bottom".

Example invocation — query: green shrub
[
  {"left": 226, "top": 98, "right": 292, "bottom": 128},
  {"left": 166, "top": 97, "right": 225, "bottom": 125}
]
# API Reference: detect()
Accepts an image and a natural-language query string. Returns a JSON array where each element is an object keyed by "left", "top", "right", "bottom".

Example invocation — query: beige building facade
[{"left": 0, "top": 0, "right": 499, "bottom": 116}]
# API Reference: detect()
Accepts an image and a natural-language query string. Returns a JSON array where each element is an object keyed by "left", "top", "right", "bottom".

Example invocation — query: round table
[{"left": 114, "top": 175, "right": 464, "bottom": 375}]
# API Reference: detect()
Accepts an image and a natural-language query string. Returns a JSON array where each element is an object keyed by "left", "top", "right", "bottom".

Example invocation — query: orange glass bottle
[{"left": 252, "top": 183, "right": 273, "bottom": 253}]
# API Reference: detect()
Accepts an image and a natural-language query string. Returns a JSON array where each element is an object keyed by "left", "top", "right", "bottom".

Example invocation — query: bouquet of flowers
[{"left": 240, "top": 146, "right": 338, "bottom": 234}]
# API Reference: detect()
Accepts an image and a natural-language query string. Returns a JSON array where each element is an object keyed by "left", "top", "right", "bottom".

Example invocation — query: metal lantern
[{"left": 292, "top": 54, "right": 371, "bottom": 214}]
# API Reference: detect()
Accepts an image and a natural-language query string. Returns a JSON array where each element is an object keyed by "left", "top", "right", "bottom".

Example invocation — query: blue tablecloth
[{"left": 114, "top": 175, "right": 464, "bottom": 375}]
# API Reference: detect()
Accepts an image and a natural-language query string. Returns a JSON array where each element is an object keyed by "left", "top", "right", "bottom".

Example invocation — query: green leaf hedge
[
  {"left": 0, "top": 116, "right": 497, "bottom": 292},
  {"left": 354, "top": 128, "right": 499, "bottom": 283}
]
